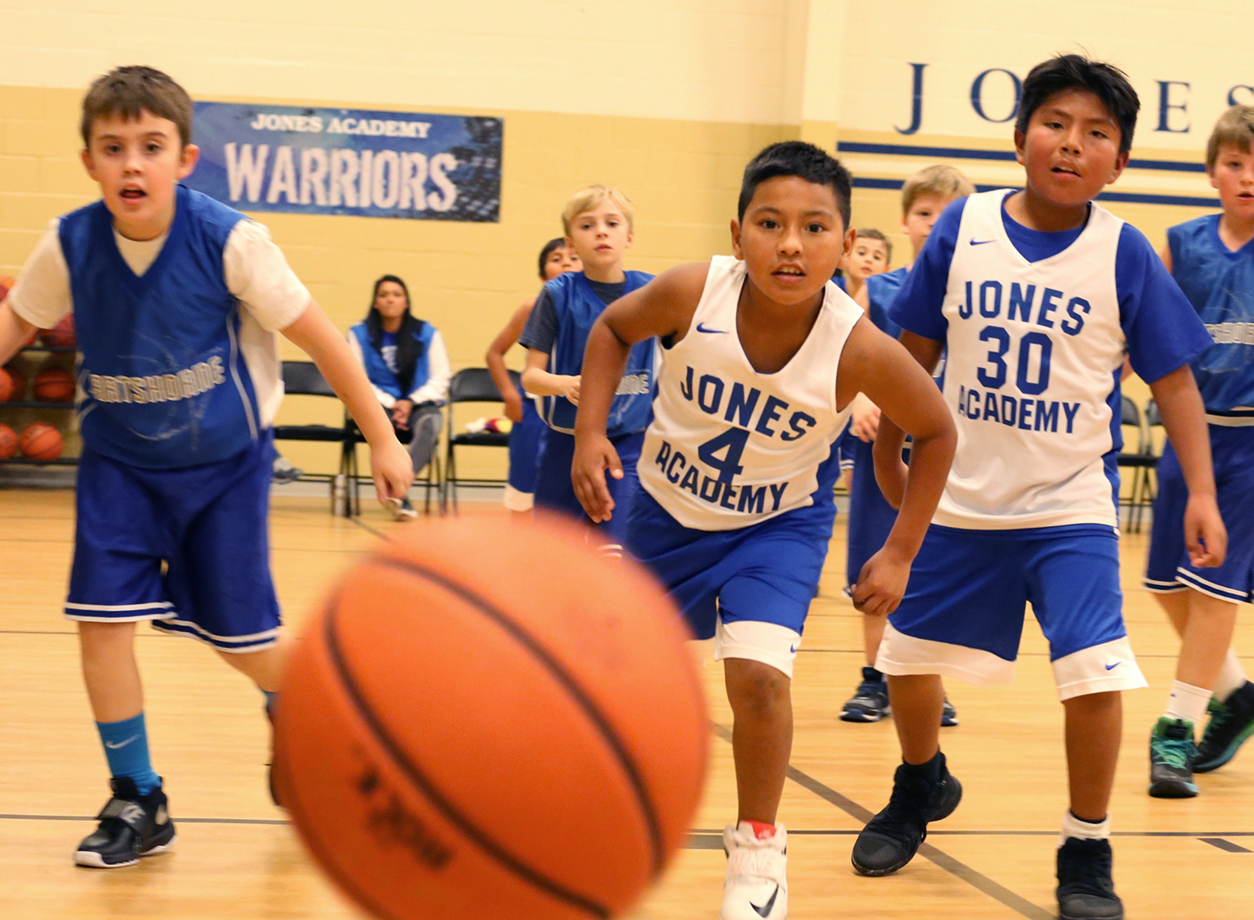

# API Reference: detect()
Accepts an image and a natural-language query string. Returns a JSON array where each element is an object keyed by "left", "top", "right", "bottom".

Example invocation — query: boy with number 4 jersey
[{"left": 572, "top": 142, "right": 956, "bottom": 920}]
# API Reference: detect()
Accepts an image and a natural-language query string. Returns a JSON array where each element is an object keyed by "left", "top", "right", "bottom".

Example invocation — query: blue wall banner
[{"left": 186, "top": 102, "right": 502, "bottom": 222}]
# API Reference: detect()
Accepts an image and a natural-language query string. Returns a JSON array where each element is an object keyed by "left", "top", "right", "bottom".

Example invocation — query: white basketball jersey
[
  {"left": 938, "top": 190, "right": 1126, "bottom": 529},
  {"left": 639, "top": 256, "right": 859, "bottom": 531}
]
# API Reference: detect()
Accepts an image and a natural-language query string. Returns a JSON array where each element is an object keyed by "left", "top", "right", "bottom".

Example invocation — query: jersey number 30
[{"left": 977, "top": 327, "right": 1053, "bottom": 395}]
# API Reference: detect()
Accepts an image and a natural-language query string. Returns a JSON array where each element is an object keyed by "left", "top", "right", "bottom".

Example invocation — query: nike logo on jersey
[
  {"left": 969, "top": 239, "right": 995, "bottom": 245},
  {"left": 104, "top": 735, "right": 139, "bottom": 750},
  {"left": 751, "top": 885, "right": 780, "bottom": 918},
  {"left": 696, "top": 322, "right": 729, "bottom": 334},
  {"left": 1105, "top": 661, "right": 1122, "bottom": 671}
]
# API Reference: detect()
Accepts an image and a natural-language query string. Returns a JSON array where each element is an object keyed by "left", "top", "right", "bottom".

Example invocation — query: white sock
[
  {"left": 1165, "top": 680, "right": 1212, "bottom": 725},
  {"left": 1213, "top": 650, "right": 1248, "bottom": 702},
  {"left": 1059, "top": 810, "right": 1110, "bottom": 847}
]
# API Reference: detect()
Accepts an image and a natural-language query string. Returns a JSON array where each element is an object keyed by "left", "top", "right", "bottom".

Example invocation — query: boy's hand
[
  {"left": 572, "top": 433, "right": 622, "bottom": 522},
  {"left": 503, "top": 391, "right": 524, "bottom": 424},
  {"left": 850, "top": 393, "right": 881, "bottom": 442},
  {"left": 562, "top": 375, "right": 581, "bottom": 406},
  {"left": 370, "top": 437, "right": 415, "bottom": 503},
  {"left": 851, "top": 545, "right": 912, "bottom": 616},
  {"left": 1183, "top": 493, "right": 1227, "bottom": 568}
]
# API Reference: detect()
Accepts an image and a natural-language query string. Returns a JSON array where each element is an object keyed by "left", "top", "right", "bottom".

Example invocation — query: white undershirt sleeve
[{"left": 7, "top": 220, "right": 73, "bottom": 328}]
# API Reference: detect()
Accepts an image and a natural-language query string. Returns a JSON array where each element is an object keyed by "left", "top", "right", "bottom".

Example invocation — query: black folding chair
[
  {"left": 271, "top": 361, "right": 358, "bottom": 517},
  {"left": 1115, "top": 394, "right": 1157, "bottom": 532},
  {"left": 441, "top": 367, "right": 520, "bottom": 514}
]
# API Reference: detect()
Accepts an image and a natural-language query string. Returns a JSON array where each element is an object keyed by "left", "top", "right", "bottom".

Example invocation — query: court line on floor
[{"left": 711, "top": 722, "right": 1056, "bottom": 920}]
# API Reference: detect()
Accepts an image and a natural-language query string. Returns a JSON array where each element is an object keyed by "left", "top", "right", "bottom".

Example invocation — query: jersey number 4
[{"left": 698, "top": 427, "right": 749, "bottom": 483}]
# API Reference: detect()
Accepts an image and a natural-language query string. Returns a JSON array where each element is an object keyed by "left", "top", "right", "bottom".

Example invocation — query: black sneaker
[
  {"left": 74, "top": 778, "right": 176, "bottom": 868},
  {"left": 851, "top": 754, "right": 962, "bottom": 876},
  {"left": 1148, "top": 716, "right": 1198, "bottom": 798},
  {"left": 1056, "top": 837, "right": 1123, "bottom": 920},
  {"left": 841, "top": 667, "right": 890, "bottom": 723},
  {"left": 1195, "top": 680, "right": 1254, "bottom": 773},
  {"left": 941, "top": 696, "right": 959, "bottom": 727}
]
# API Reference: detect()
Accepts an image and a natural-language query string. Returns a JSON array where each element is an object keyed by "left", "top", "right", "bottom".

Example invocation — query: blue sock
[{"left": 96, "top": 713, "right": 160, "bottom": 796}]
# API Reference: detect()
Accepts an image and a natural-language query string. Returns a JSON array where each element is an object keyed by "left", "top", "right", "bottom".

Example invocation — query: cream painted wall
[{"left": 1, "top": 0, "right": 1237, "bottom": 479}]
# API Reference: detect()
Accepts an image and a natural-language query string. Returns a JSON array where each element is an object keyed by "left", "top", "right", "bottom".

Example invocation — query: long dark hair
[{"left": 365, "top": 274, "right": 425, "bottom": 394}]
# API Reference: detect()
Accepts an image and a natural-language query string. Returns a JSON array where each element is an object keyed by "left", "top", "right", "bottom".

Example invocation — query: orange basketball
[
  {"left": 3, "top": 366, "right": 25, "bottom": 402},
  {"left": 19, "top": 422, "right": 62, "bottom": 461},
  {"left": 33, "top": 366, "right": 75, "bottom": 403},
  {"left": 38, "top": 315, "right": 77, "bottom": 349},
  {"left": 274, "top": 516, "right": 708, "bottom": 920},
  {"left": 0, "top": 368, "right": 11, "bottom": 403},
  {"left": 0, "top": 424, "right": 16, "bottom": 460}
]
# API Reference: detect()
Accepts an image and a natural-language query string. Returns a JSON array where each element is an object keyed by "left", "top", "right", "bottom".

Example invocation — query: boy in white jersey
[
  {"left": 851, "top": 55, "right": 1225, "bottom": 920},
  {"left": 0, "top": 67, "right": 412, "bottom": 868},
  {"left": 1143, "top": 105, "right": 1254, "bottom": 797},
  {"left": 572, "top": 142, "right": 956, "bottom": 920}
]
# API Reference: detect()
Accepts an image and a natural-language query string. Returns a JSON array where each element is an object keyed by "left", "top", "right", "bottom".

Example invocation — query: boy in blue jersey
[
  {"left": 519, "top": 186, "right": 654, "bottom": 548},
  {"left": 850, "top": 55, "right": 1226, "bottom": 920},
  {"left": 1143, "top": 104, "right": 1254, "bottom": 796},
  {"left": 0, "top": 66, "right": 412, "bottom": 868},
  {"left": 485, "top": 238, "right": 581, "bottom": 516},
  {"left": 842, "top": 166, "right": 973, "bottom": 725},
  {"left": 572, "top": 142, "right": 956, "bottom": 920}
]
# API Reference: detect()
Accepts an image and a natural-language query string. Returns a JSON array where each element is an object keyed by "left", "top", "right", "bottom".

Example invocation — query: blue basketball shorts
[
  {"left": 877, "top": 524, "right": 1146, "bottom": 700},
  {"left": 533, "top": 428, "right": 643, "bottom": 545},
  {"left": 504, "top": 399, "right": 544, "bottom": 511},
  {"left": 1145, "top": 427, "right": 1254, "bottom": 603},
  {"left": 626, "top": 487, "right": 837, "bottom": 678},
  {"left": 845, "top": 435, "right": 898, "bottom": 590},
  {"left": 66, "top": 432, "right": 282, "bottom": 652}
]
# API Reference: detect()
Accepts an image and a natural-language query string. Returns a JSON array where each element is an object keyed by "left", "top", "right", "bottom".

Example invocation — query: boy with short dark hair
[
  {"left": 851, "top": 54, "right": 1225, "bottom": 920},
  {"left": 519, "top": 186, "right": 654, "bottom": 546},
  {"left": 1143, "top": 103, "right": 1254, "bottom": 796},
  {"left": 572, "top": 141, "right": 956, "bottom": 920},
  {"left": 0, "top": 65, "right": 412, "bottom": 868}
]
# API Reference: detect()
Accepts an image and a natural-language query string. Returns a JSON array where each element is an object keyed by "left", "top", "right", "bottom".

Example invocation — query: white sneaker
[
  {"left": 720, "top": 821, "right": 788, "bottom": 920},
  {"left": 386, "top": 497, "right": 418, "bottom": 521}
]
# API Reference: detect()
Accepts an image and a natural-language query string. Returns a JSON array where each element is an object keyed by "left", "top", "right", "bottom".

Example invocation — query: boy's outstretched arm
[
  {"left": 281, "top": 300, "right": 414, "bottom": 502},
  {"left": 841, "top": 322, "right": 955, "bottom": 615},
  {"left": 0, "top": 301, "right": 37, "bottom": 367},
  {"left": 572, "top": 264, "right": 706, "bottom": 522},
  {"left": 870, "top": 329, "right": 946, "bottom": 510},
  {"left": 485, "top": 302, "right": 531, "bottom": 423},
  {"left": 1149, "top": 364, "right": 1226, "bottom": 567}
]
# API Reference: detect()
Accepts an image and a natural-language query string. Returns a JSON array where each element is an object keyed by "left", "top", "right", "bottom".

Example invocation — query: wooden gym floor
[{"left": 0, "top": 488, "right": 1251, "bottom": 920}]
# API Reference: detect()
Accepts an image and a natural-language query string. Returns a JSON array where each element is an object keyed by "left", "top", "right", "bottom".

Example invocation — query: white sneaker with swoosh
[{"left": 721, "top": 821, "right": 788, "bottom": 920}]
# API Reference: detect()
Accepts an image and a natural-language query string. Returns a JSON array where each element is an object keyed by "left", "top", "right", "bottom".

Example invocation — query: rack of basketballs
[{"left": 0, "top": 276, "right": 77, "bottom": 467}]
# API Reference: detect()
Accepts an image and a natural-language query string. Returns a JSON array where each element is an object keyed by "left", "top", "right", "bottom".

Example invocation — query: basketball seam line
[
  {"left": 375, "top": 556, "right": 669, "bottom": 872},
  {"left": 324, "top": 582, "right": 614, "bottom": 920}
]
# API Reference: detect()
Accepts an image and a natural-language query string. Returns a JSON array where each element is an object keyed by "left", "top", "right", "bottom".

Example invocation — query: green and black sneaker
[
  {"left": 1148, "top": 716, "right": 1198, "bottom": 798},
  {"left": 1195, "top": 681, "right": 1254, "bottom": 773}
]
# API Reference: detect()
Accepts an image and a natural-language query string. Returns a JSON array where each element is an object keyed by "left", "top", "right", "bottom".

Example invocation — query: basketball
[
  {"left": 3, "top": 366, "right": 25, "bottom": 402},
  {"left": 274, "top": 516, "right": 708, "bottom": 920},
  {"left": 0, "top": 368, "right": 11, "bottom": 403},
  {"left": 18, "top": 422, "right": 62, "bottom": 461},
  {"left": 33, "top": 366, "right": 75, "bottom": 403},
  {"left": 0, "top": 424, "right": 16, "bottom": 460},
  {"left": 38, "top": 315, "right": 76, "bottom": 349}
]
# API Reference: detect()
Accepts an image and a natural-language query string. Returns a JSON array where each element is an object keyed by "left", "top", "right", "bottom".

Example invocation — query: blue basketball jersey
[
  {"left": 1168, "top": 214, "right": 1254, "bottom": 423},
  {"left": 348, "top": 320, "right": 439, "bottom": 400},
  {"left": 59, "top": 186, "right": 267, "bottom": 469},
  {"left": 864, "top": 267, "right": 907, "bottom": 339},
  {"left": 537, "top": 270, "right": 655, "bottom": 436}
]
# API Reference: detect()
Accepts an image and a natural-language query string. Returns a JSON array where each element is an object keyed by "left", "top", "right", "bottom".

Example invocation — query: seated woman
[{"left": 346, "top": 274, "right": 451, "bottom": 519}]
